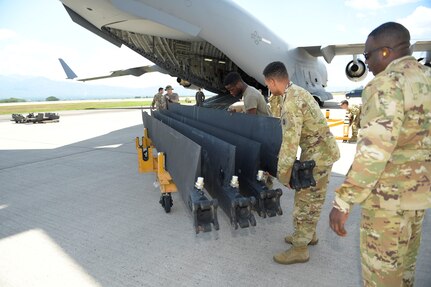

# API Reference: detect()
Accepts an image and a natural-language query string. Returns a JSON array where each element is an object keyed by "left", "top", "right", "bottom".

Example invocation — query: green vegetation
[
  {"left": 46, "top": 96, "right": 60, "bottom": 101},
  {"left": 0, "top": 100, "right": 153, "bottom": 115},
  {"left": 0, "top": 98, "right": 26, "bottom": 103},
  {"left": 0, "top": 98, "right": 194, "bottom": 115}
]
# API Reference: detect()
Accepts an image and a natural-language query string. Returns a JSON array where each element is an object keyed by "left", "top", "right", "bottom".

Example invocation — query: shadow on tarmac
[{"left": 0, "top": 123, "right": 430, "bottom": 287}]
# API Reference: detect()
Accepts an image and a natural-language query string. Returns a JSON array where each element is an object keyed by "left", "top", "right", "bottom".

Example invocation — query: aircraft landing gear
[{"left": 160, "top": 193, "right": 173, "bottom": 213}]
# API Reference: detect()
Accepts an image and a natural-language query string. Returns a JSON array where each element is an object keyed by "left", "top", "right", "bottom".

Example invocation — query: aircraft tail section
[{"left": 58, "top": 58, "right": 78, "bottom": 79}]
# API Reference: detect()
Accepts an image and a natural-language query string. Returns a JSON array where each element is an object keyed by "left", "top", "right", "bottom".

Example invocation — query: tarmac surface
[{"left": 0, "top": 101, "right": 430, "bottom": 287}]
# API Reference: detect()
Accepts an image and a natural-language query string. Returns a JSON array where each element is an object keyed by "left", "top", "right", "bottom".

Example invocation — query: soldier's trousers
[
  {"left": 360, "top": 208, "right": 426, "bottom": 287},
  {"left": 351, "top": 122, "right": 359, "bottom": 138},
  {"left": 291, "top": 164, "right": 332, "bottom": 247}
]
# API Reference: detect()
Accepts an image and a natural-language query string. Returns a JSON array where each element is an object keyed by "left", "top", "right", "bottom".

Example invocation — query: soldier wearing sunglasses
[{"left": 330, "top": 22, "right": 431, "bottom": 286}]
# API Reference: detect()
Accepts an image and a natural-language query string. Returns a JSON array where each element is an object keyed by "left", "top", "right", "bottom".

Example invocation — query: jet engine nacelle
[
  {"left": 177, "top": 78, "right": 200, "bottom": 90},
  {"left": 345, "top": 59, "right": 368, "bottom": 82}
]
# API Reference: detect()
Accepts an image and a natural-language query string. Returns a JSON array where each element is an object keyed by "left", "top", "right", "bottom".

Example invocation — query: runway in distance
[{"left": 59, "top": 0, "right": 431, "bottom": 106}]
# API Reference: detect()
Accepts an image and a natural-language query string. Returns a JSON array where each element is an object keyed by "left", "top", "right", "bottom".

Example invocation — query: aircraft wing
[
  {"left": 74, "top": 65, "right": 168, "bottom": 82},
  {"left": 301, "top": 41, "right": 431, "bottom": 64},
  {"left": 59, "top": 58, "right": 168, "bottom": 82},
  {"left": 302, "top": 44, "right": 365, "bottom": 64}
]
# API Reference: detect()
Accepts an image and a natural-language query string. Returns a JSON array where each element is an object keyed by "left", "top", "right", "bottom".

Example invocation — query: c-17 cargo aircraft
[
  {"left": 58, "top": 0, "right": 431, "bottom": 107},
  {"left": 58, "top": 0, "right": 431, "bottom": 232}
]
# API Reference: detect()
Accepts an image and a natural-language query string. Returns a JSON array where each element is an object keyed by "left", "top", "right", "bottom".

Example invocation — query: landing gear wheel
[
  {"left": 159, "top": 194, "right": 173, "bottom": 213},
  {"left": 313, "top": 97, "right": 323, "bottom": 107}
]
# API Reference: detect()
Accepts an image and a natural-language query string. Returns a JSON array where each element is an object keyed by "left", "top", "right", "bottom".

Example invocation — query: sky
[{"left": 0, "top": 0, "right": 430, "bottom": 92}]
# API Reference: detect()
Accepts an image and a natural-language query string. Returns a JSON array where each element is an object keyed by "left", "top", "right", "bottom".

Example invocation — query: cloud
[
  {"left": 336, "top": 25, "right": 347, "bottom": 32},
  {"left": 345, "top": 0, "right": 420, "bottom": 10},
  {"left": 0, "top": 32, "right": 160, "bottom": 89},
  {"left": 0, "top": 29, "right": 17, "bottom": 41},
  {"left": 398, "top": 6, "right": 431, "bottom": 38}
]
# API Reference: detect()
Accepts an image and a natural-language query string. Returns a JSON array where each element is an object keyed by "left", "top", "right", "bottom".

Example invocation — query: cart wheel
[{"left": 160, "top": 194, "right": 173, "bottom": 213}]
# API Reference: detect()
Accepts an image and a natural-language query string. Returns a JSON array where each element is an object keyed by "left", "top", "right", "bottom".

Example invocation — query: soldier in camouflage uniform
[
  {"left": 329, "top": 22, "right": 431, "bottom": 287},
  {"left": 340, "top": 99, "right": 362, "bottom": 143},
  {"left": 151, "top": 87, "right": 167, "bottom": 111},
  {"left": 263, "top": 61, "right": 340, "bottom": 264},
  {"left": 165, "top": 85, "right": 180, "bottom": 103}
]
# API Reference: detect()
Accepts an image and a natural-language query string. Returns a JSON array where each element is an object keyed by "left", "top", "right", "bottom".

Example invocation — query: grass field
[
  {"left": 0, "top": 100, "right": 166, "bottom": 115},
  {"left": 0, "top": 97, "right": 200, "bottom": 115},
  {"left": 1, "top": 93, "right": 348, "bottom": 115}
]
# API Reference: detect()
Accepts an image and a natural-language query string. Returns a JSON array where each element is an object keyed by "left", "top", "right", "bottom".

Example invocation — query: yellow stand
[
  {"left": 325, "top": 109, "right": 344, "bottom": 127},
  {"left": 136, "top": 128, "right": 177, "bottom": 212},
  {"left": 325, "top": 111, "right": 350, "bottom": 141},
  {"left": 156, "top": 152, "right": 177, "bottom": 194},
  {"left": 327, "top": 119, "right": 344, "bottom": 128},
  {"left": 135, "top": 133, "right": 155, "bottom": 173},
  {"left": 335, "top": 115, "right": 351, "bottom": 142}
]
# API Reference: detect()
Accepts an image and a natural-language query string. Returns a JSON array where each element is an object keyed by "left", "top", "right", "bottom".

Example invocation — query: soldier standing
[
  {"left": 339, "top": 99, "right": 362, "bottom": 143},
  {"left": 164, "top": 85, "right": 179, "bottom": 103},
  {"left": 329, "top": 22, "right": 431, "bottom": 286},
  {"left": 224, "top": 71, "right": 271, "bottom": 116},
  {"left": 151, "top": 87, "right": 167, "bottom": 111},
  {"left": 195, "top": 88, "right": 205, "bottom": 106},
  {"left": 263, "top": 61, "right": 340, "bottom": 264}
]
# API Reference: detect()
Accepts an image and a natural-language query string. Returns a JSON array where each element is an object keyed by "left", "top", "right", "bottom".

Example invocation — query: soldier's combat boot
[
  {"left": 273, "top": 246, "right": 309, "bottom": 265},
  {"left": 284, "top": 232, "right": 319, "bottom": 245},
  {"left": 348, "top": 135, "right": 357, "bottom": 143}
]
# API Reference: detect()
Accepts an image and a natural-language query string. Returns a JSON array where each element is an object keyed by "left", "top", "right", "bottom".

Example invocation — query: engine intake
[
  {"left": 177, "top": 77, "right": 200, "bottom": 90},
  {"left": 345, "top": 59, "right": 367, "bottom": 82},
  {"left": 177, "top": 77, "right": 192, "bottom": 88}
]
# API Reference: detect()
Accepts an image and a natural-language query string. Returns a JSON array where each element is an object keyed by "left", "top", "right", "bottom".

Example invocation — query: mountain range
[
  {"left": 0, "top": 75, "right": 194, "bottom": 102},
  {"left": 0, "top": 75, "right": 352, "bottom": 102}
]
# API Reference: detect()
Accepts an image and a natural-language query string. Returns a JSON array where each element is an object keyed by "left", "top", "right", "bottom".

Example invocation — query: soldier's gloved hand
[{"left": 262, "top": 171, "right": 274, "bottom": 189}]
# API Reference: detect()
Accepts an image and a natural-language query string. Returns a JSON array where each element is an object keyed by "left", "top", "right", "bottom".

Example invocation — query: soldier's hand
[
  {"left": 262, "top": 172, "right": 274, "bottom": 189},
  {"left": 329, "top": 207, "right": 349, "bottom": 237}
]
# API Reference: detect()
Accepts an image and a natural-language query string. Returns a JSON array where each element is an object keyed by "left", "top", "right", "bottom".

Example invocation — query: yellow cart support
[
  {"left": 327, "top": 119, "right": 344, "bottom": 128},
  {"left": 325, "top": 111, "right": 351, "bottom": 142},
  {"left": 136, "top": 128, "right": 178, "bottom": 212},
  {"left": 335, "top": 115, "right": 351, "bottom": 142}
]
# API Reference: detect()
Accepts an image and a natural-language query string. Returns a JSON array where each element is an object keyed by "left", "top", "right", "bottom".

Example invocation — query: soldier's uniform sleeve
[
  {"left": 269, "top": 95, "right": 281, "bottom": 118},
  {"left": 336, "top": 75, "right": 404, "bottom": 205},
  {"left": 277, "top": 95, "right": 302, "bottom": 185},
  {"left": 243, "top": 91, "right": 258, "bottom": 111},
  {"left": 151, "top": 94, "right": 157, "bottom": 107}
]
